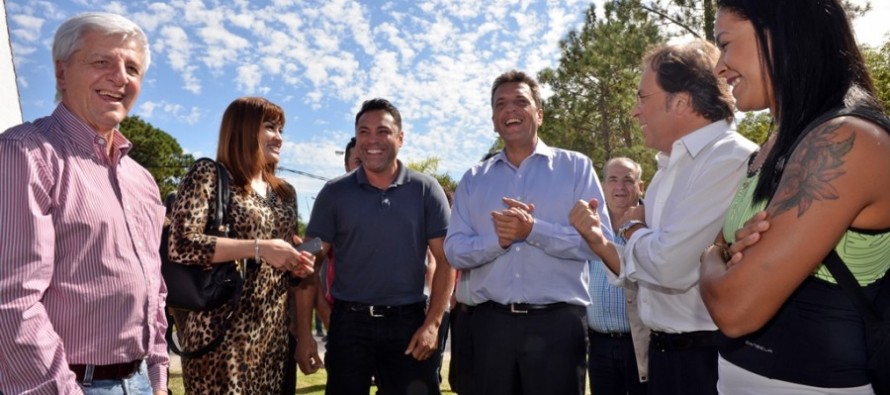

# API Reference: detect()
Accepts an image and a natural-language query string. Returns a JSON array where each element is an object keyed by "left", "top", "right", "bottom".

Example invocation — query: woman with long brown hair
[{"left": 169, "top": 96, "right": 314, "bottom": 393}]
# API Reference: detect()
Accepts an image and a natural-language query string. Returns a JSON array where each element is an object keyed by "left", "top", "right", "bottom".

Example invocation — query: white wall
[{"left": 0, "top": 0, "right": 23, "bottom": 133}]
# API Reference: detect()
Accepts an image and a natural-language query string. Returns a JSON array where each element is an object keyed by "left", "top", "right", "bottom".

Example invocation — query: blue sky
[{"left": 6, "top": 0, "right": 889, "bottom": 217}]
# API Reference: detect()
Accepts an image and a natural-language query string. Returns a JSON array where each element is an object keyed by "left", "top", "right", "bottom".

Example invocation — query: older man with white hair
[{"left": 0, "top": 12, "right": 168, "bottom": 395}]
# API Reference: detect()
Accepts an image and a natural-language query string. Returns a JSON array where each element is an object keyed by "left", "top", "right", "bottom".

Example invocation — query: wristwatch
[{"left": 618, "top": 219, "right": 646, "bottom": 240}]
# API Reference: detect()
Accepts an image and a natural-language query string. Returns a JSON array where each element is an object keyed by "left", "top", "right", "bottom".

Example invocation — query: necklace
[{"left": 747, "top": 131, "right": 778, "bottom": 177}]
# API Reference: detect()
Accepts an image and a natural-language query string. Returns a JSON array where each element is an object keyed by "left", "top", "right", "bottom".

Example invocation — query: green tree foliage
[
  {"left": 406, "top": 157, "right": 458, "bottom": 195},
  {"left": 118, "top": 116, "right": 195, "bottom": 199},
  {"left": 643, "top": 0, "right": 869, "bottom": 42},
  {"left": 863, "top": 40, "right": 890, "bottom": 110},
  {"left": 535, "top": 0, "right": 664, "bottom": 183},
  {"left": 736, "top": 111, "right": 772, "bottom": 144},
  {"left": 643, "top": 0, "right": 716, "bottom": 41}
]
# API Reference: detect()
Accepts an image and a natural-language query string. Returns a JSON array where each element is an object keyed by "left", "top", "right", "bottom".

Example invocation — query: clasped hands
[
  {"left": 260, "top": 236, "right": 316, "bottom": 278},
  {"left": 491, "top": 197, "right": 535, "bottom": 248}
]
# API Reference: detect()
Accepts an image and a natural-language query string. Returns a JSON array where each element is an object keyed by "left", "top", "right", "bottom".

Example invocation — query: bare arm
[
  {"left": 569, "top": 199, "right": 622, "bottom": 274},
  {"left": 700, "top": 119, "right": 890, "bottom": 337},
  {"left": 294, "top": 240, "right": 329, "bottom": 374},
  {"left": 405, "top": 236, "right": 455, "bottom": 360}
]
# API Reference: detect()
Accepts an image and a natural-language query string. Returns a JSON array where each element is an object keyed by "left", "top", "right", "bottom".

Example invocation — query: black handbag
[
  {"left": 162, "top": 158, "right": 242, "bottom": 311},
  {"left": 161, "top": 158, "right": 243, "bottom": 358},
  {"left": 824, "top": 250, "right": 890, "bottom": 395}
]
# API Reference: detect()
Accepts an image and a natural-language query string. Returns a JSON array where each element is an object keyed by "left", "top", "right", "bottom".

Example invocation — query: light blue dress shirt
[
  {"left": 444, "top": 140, "right": 613, "bottom": 306},
  {"left": 587, "top": 237, "right": 632, "bottom": 333}
]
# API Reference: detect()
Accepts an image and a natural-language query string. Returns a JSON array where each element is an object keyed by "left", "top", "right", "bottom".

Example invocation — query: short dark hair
[
  {"left": 354, "top": 98, "right": 402, "bottom": 130},
  {"left": 344, "top": 137, "right": 356, "bottom": 169},
  {"left": 644, "top": 39, "right": 735, "bottom": 122},
  {"left": 491, "top": 70, "right": 543, "bottom": 109},
  {"left": 716, "top": 0, "right": 881, "bottom": 202}
]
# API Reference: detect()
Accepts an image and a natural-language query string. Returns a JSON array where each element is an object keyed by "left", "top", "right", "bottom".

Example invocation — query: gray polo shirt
[{"left": 306, "top": 160, "right": 449, "bottom": 306}]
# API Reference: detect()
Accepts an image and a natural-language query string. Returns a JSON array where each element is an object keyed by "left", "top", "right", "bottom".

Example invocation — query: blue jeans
[
  {"left": 325, "top": 302, "right": 441, "bottom": 395},
  {"left": 79, "top": 361, "right": 153, "bottom": 395}
]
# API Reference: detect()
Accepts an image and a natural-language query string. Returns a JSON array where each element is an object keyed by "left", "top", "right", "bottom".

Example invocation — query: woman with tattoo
[{"left": 700, "top": 1, "right": 890, "bottom": 394}]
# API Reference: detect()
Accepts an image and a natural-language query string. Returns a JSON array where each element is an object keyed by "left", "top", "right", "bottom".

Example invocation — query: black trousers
[
  {"left": 587, "top": 330, "right": 647, "bottom": 395},
  {"left": 471, "top": 302, "right": 587, "bottom": 395},
  {"left": 448, "top": 303, "right": 474, "bottom": 395},
  {"left": 647, "top": 331, "right": 718, "bottom": 395},
  {"left": 325, "top": 302, "right": 441, "bottom": 395}
]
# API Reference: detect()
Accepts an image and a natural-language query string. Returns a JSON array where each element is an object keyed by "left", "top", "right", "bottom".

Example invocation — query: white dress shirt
[{"left": 612, "top": 120, "right": 757, "bottom": 333}]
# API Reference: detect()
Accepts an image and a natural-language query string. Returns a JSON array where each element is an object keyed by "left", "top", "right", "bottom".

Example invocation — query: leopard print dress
[{"left": 168, "top": 160, "right": 296, "bottom": 394}]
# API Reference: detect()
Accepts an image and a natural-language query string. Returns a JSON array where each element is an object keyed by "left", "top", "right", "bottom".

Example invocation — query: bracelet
[
  {"left": 700, "top": 242, "right": 732, "bottom": 263},
  {"left": 254, "top": 238, "right": 260, "bottom": 263}
]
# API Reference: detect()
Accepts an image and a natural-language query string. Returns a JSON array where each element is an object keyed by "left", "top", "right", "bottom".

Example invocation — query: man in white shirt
[{"left": 570, "top": 39, "right": 757, "bottom": 395}]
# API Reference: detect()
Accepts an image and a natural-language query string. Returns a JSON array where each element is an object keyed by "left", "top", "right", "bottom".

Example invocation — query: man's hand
[
  {"left": 491, "top": 197, "right": 535, "bottom": 248},
  {"left": 404, "top": 322, "right": 439, "bottom": 361},
  {"left": 296, "top": 335, "right": 324, "bottom": 374},
  {"left": 569, "top": 199, "right": 605, "bottom": 247}
]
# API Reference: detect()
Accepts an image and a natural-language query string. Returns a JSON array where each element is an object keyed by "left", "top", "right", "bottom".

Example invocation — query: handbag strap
[
  {"left": 167, "top": 158, "right": 241, "bottom": 359},
  {"left": 209, "top": 159, "right": 231, "bottom": 237},
  {"left": 766, "top": 104, "right": 890, "bottom": 327},
  {"left": 823, "top": 250, "right": 882, "bottom": 327}
]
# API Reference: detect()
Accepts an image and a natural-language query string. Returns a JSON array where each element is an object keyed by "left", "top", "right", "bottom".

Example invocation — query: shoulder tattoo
[{"left": 770, "top": 121, "right": 855, "bottom": 218}]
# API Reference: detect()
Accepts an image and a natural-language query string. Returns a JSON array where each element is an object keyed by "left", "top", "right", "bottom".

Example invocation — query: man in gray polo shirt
[{"left": 296, "top": 98, "right": 454, "bottom": 394}]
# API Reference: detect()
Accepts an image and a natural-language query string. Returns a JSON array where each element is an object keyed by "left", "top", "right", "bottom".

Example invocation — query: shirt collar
[
  {"left": 52, "top": 104, "right": 133, "bottom": 160},
  {"left": 656, "top": 120, "right": 733, "bottom": 169},
  {"left": 493, "top": 138, "right": 555, "bottom": 167},
  {"left": 355, "top": 159, "right": 408, "bottom": 188}
]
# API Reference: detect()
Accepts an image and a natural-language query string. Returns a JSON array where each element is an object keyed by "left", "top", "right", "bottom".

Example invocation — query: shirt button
[
  {"left": 515, "top": 273, "right": 520, "bottom": 278},
  {"left": 515, "top": 246, "right": 521, "bottom": 252}
]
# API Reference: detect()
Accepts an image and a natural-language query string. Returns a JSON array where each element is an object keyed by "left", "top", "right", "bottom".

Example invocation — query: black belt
[
  {"left": 480, "top": 301, "right": 568, "bottom": 314},
  {"left": 70, "top": 360, "right": 141, "bottom": 383},
  {"left": 589, "top": 329, "right": 632, "bottom": 339},
  {"left": 650, "top": 330, "right": 717, "bottom": 352},
  {"left": 335, "top": 300, "right": 426, "bottom": 318},
  {"left": 453, "top": 302, "right": 475, "bottom": 314}
]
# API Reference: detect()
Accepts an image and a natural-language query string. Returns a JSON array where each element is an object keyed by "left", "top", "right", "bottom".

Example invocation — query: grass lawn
[{"left": 167, "top": 357, "right": 457, "bottom": 394}]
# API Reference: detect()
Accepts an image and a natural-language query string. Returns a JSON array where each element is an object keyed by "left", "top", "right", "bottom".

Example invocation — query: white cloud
[
  {"left": 377, "top": 22, "right": 415, "bottom": 65},
  {"left": 102, "top": 1, "right": 126, "bottom": 15},
  {"left": 199, "top": 24, "right": 251, "bottom": 69},
  {"left": 237, "top": 63, "right": 263, "bottom": 92},
  {"left": 156, "top": 25, "right": 201, "bottom": 94},
  {"left": 9, "top": 0, "right": 598, "bottom": 182},
  {"left": 139, "top": 101, "right": 157, "bottom": 117},
  {"left": 131, "top": 2, "right": 177, "bottom": 32},
  {"left": 10, "top": 15, "right": 44, "bottom": 42},
  {"left": 137, "top": 100, "right": 203, "bottom": 125}
]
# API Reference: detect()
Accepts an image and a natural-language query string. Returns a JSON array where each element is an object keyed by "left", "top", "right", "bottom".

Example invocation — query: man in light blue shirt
[
  {"left": 587, "top": 157, "right": 649, "bottom": 395},
  {"left": 444, "top": 70, "right": 612, "bottom": 395}
]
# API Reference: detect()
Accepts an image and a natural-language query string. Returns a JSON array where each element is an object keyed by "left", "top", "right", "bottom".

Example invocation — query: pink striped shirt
[{"left": 0, "top": 105, "right": 169, "bottom": 394}]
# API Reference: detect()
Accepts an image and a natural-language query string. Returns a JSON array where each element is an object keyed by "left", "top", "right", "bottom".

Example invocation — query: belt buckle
[
  {"left": 82, "top": 365, "right": 95, "bottom": 387},
  {"left": 369, "top": 306, "right": 384, "bottom": 318},
  {"left": 509, "top": 303, "right": 528, "bottom": 314}
]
